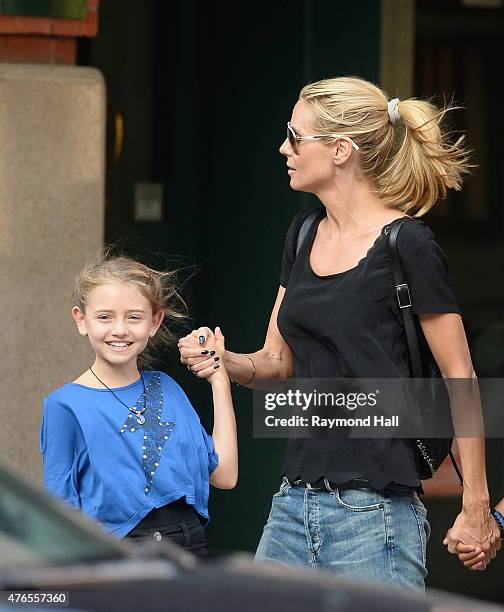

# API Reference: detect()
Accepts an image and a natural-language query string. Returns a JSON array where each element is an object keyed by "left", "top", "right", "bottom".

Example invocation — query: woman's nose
[{"left": 279, "top": 137, "right": 291, "bottom": 156}]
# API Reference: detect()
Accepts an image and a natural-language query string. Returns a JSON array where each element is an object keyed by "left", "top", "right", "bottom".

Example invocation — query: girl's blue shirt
[{"left": 40, "top": 371, "right": 218, "bottom": 538}]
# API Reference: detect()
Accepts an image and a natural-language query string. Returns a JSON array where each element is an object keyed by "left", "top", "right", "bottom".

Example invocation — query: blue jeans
[{"left": 255, "top": 479, "right": 430, "bottom": 592}]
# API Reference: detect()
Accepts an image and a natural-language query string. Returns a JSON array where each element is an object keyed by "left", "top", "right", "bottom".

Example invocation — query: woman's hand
[
  {"left": 178, "top": 326, "right": 227, "bottom": 382},
  {"left": 443, "top": 506, "right": 501, "bottom": 570}
]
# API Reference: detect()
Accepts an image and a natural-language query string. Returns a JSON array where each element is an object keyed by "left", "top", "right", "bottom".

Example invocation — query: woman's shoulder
[{"left": 394, "top": 216, "right": 435, "bottom": 253}]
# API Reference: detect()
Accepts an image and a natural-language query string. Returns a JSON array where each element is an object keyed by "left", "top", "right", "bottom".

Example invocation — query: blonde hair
[
  {"left": 73, "top": 252, "right": 189, "bottom": 368},
  {"left": 300, "top": 76, "right": 472, "bottom": 216}
]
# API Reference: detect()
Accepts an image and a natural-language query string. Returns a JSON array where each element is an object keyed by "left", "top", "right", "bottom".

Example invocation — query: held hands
[
  {"left": 443, "top": 507, "right": 501, "bottom": 571},
  {"left": 178, "top": 326, "right": 227, "bottom": 383}
]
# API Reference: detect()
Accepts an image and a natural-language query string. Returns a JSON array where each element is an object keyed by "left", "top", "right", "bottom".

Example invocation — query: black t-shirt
[{"left": 278, "top": 207, "right": 460, "bottom": 489}]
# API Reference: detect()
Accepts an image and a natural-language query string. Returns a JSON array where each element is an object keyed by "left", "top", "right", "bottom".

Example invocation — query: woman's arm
[
  {"left": 178, "top": 286, "right": 294, "bottom": 389},
  {"left": 225, "top": 287, "right": 294, "bottom": 386},
  {"left": 419, "top": 312, "right": 500, "bottom": 567}
]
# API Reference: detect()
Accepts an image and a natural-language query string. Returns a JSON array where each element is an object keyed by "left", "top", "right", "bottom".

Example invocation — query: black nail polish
[
  {"left": 199, "top": 335, "right": 205, "bottom": 345},
  {"left": 201, "top": 350, "right": 209, "bottom": 355},
  {"left": 210, "top": 350, "right": 216, "bottom": 356},
  {"left": 214, "top": 356, "right": 220, "bottom": 362},
  {"left": 213, "top": 363, "right": 220, "bottom": 369}
]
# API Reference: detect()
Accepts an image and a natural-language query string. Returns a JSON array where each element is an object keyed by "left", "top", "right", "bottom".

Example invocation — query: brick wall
[{"left": 0, "top": 0, "right": 99, "bottom": 64}]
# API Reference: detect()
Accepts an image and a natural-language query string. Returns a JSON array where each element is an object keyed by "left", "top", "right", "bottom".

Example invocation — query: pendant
[{"left": 136, "top": 414, "right": 146, "bottom": 425}]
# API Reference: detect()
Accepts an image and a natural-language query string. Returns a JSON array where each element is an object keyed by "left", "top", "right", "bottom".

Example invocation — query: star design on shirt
[{"left": 119, "top": 372, "right": 175, "bottom": 494}]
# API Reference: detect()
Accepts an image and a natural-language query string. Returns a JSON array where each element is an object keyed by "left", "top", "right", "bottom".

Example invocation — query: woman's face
[
  {"left": 72, "top": 281, "right": 164, "bottom": 370},
  {"left": 279, "top": 99, "right": 337, "bottom": 194}
]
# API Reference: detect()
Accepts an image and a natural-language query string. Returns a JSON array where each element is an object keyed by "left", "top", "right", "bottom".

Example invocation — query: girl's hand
[
  {"left": 453, "top": 541, "right": 487, "bottom": 571},
  {"left": 178, "top": 326, "right": 227, "bottom": 383}
]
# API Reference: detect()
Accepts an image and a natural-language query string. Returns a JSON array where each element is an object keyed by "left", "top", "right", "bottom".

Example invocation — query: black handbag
[
  {"left": 388, "top": 219, "right": 462, "bottom": 484},
  {"left": 295, "top": 210, "right": 463, "bottom": 484}
]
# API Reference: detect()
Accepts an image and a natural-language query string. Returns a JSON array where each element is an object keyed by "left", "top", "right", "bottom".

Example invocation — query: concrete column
[{"left": 0, "top": 63, "right": 105, "bottom": 481}]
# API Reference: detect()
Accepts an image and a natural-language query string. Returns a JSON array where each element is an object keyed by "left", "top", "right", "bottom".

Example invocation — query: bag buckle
[{"left": 396, "top": 283, "right": 412, "bottom": 309}]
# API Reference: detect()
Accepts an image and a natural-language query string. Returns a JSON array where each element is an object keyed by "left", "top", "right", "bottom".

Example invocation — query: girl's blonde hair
[
  {"left": 300, "top": 76, "right": 472, "bottom": 216},
  {"left": 73, "top": 253, "right": 188, "bottom": 368}
]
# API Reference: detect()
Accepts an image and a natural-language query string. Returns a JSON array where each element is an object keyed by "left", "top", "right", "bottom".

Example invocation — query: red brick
[{"left": 0, "top": 35, "right": 76, "bottom": 64}]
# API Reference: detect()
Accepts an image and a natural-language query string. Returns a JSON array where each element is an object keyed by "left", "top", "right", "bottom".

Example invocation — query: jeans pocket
[
  {"left": 272, "top": 477, "right": 291, "bottom": 498},
  {"left": 411, "top": 502, "right": 431, "bottom": 543},
  {"left": 336, "top": 487, "right": 384, "bottom": 511}
]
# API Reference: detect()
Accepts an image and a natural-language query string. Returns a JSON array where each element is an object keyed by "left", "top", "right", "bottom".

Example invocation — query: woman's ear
[
  {"left": 72, "top": 306, "right": 88, "bottom": 336},
  {"left": 150, "top": 310, "right": 165, "bottom": 337},
  {"left": 333, "top": 137, "right": 354, "bottom": 166}
]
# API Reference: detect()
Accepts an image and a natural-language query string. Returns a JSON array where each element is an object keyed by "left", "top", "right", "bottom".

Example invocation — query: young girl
[{"left": 40, "top": 255, "right": 237, "bottom": 557}]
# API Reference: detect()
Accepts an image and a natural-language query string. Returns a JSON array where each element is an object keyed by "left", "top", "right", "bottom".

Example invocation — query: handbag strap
[
  {"left": 296, "top": 209, "right": 320, "bottom": 257},
  {"left": 388, "top": 219, "right": 463, "bottom": 486},
  {"left": 388, "top": 219, "right": 423, "bottom": 379}
]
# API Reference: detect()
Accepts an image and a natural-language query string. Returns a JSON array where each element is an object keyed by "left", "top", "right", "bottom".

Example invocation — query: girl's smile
[{"left": 106, "top": 341, "right": 134, "bottom": 352}]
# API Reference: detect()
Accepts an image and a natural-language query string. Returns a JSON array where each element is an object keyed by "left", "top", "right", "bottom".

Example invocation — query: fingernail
[
  {"left": 201, "top": 350, "right": 209, "bottom": 355},
  {"left": 213, "top": 363, "right": 220, "bottom": 369},
  {"left": 214, "top": 356, "right": 220, "bottom": 362},
  {"left": 199, "top": 335, "right": 205, "bottom": 345},
  {"left": 210, "top": 350, "right": 216, "bottom": 356}
]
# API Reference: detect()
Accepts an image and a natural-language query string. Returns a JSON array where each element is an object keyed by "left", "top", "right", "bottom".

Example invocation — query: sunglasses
[{"left": 287, "top": 122, "right": 360, "bottom": 155}]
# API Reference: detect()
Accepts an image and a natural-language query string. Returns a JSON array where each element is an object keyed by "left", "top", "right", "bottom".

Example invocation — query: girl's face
[{"left": 72, "top": 281, "right": 164, "bottom": 370}]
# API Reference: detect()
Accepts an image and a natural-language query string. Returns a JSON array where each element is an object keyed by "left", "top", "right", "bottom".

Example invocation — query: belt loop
[
  {"left": 181, "top": 522, "right": 191, "bottom": 548},
  {"left": 324, "top": 478, "right": 335, "bottom": 493}
]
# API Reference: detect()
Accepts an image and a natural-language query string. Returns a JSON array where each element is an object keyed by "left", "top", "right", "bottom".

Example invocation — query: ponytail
[{"left": 376, "top": 99, "right": 472, "bottom": 216}]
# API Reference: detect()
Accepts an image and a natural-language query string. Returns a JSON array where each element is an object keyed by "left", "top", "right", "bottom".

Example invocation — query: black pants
[{"left": 126, "top": 501, "right": 208, "bottom": 558}]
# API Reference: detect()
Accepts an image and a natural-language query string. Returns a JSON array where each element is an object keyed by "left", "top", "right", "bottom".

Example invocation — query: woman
[{"left": 179, "top": 77, "right": 499, "bottom": 587}]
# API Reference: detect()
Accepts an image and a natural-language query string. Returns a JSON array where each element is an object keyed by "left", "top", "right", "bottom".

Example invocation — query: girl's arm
[
  {"left": 419, "top": 312, "right": 501, "bottom": 567},
  {"left": 208, "top": 372, "right": 238, "bottom": 489},
  {"left": 188, "top": 332, "right": 238, "bottom": 489},
  {"left": 41, "top": 400, "right": 82, "bottom": 508},
  {"left": 178, "top": 287, "right": 294, "bottom": 390}
]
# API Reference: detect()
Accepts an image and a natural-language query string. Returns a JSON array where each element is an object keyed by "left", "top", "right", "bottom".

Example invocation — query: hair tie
[{"left": 387, "top": 98, "right": 401, "bottom": 125}]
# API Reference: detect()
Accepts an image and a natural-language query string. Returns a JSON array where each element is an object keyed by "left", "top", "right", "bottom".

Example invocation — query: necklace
[{"left": 89, "top": 366, "right": 147, "bottom": 425}]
